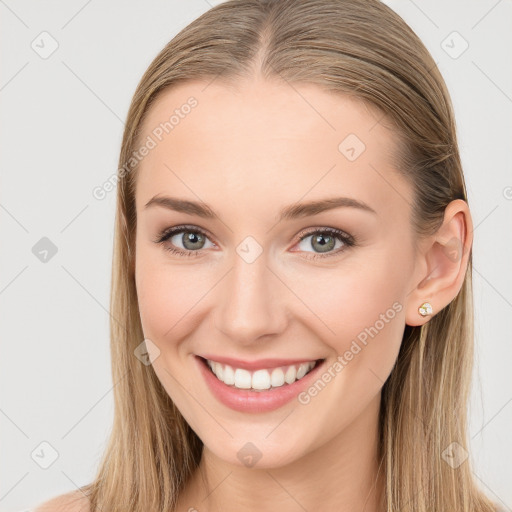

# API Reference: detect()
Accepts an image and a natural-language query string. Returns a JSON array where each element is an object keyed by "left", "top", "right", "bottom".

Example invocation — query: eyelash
[{"left": 153, "top": 224, "right": 356, "bottom": 260}]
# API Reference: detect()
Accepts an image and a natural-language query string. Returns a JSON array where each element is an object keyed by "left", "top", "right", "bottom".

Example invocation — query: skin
[{"left": 133, "top": 76, "right": 472, "bottom": 512}]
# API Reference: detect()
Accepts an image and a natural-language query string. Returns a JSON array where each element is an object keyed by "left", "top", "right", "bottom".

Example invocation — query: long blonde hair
[{"left": 78, "top": 1, "right": 499, "bottom": 510}]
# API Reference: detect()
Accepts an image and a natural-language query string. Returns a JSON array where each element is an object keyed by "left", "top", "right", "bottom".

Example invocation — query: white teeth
[
  {"left": 296, "top": 363, "right": 309, "bottom": 380},
  {"left": 252, "top": 369, "right": 271, "bottom": 390},
  {"left": 214, "top": 362, "right": 223, "bottom": 381},
  {"left": 284, "top": 365, "right": 296, "bottom": 384},
  {"left": 223, "top": 364, "right": 235, "bottom": 385},
  {"left": 270, "top": 368, "right": 285, "bottom": 387},
  {"left": 234, "top": 368, "right": 252, "bottom": 389},
  {"left": 206, "top": 359, "right": 317, "bottom": 390}
]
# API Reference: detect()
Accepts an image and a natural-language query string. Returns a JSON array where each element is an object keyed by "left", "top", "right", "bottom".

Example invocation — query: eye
[
  {"left": 294, "top": 227, "right": 355, "bottom": 260},
  {"left": 153, "top": 225, "right": 215, "bottom": 257},
  {"left": 154, "top": 225, "right": 356, "bottom": 259}
]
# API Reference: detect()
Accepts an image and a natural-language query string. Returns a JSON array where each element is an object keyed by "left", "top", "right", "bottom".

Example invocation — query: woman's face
[{"left": 134, "top": 77, "right": 421, "bottom": 468}]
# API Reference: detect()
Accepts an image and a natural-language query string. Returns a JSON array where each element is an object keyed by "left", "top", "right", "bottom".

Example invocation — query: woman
[{"left": 35, "top": 0, "right": 503, "bottom": 510}]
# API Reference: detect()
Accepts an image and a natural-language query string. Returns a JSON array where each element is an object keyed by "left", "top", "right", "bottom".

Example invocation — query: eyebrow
[{"left": 144, "top": 195, "right": 377, "bottom": 221}]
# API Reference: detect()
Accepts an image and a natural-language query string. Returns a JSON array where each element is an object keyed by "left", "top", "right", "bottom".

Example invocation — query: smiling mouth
[{"left": 199, "top": 356, "right": 325, "bottom": 392}]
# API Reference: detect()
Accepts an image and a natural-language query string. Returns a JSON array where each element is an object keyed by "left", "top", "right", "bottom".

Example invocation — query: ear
[{"left": 405, "top": 199, "right": 473, "bottom": 327}]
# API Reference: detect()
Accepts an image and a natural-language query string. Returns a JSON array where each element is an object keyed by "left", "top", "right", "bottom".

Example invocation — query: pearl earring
[{"left": 418, "top": 302, "right": 433, "bottom": 316}]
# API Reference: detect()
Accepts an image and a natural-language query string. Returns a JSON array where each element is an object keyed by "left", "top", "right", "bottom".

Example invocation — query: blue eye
[{"left": 154, "top": 225, "right": 355, "bottom": 259}]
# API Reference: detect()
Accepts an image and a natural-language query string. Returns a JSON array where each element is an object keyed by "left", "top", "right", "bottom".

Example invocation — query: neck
[{"left": 177, "top": 392, "right": 384, "bottom": 512}]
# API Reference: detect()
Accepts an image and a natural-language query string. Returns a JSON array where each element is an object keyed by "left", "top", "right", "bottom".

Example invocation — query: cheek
[
  {"left": 135, "top": 245, "right": 185, "bottom": 341},
  {"left": 293, "top": 249, "right": 408, "bottom": 376},
  {"left": 134, "top": 246, "right": 216, "bottom": 344},
  {"left": 285, "top": 254, "right": 408, "bottom": 439}
]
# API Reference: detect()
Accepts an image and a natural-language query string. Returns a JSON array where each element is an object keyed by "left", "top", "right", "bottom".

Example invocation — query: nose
[{"left": 213, "top": 254, "right": 288, "bottom": 346}]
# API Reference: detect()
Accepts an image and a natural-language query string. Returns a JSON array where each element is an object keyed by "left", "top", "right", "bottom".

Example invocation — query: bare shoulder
[{"left": 33, "top": 490, "right": 90, "bottom": 512}]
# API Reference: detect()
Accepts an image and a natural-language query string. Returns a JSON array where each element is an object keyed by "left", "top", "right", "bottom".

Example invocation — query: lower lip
[{"left": 195, "top": 355, "right": 326, "bottom": 413}]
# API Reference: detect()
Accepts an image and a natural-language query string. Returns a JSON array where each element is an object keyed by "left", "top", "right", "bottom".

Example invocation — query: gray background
[{"left": 1, "top": 1, "right": 511, "bottom": 510}]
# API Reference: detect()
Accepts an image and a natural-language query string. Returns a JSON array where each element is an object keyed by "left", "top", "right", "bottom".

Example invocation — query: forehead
[{"left": 135, "top": 78, "right": 409, "bottom": 217}]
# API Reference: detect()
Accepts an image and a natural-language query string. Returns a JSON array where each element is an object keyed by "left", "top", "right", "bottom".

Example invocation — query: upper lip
[{"left": 197, "top": 354, "right": 323, "bottom": 371}]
